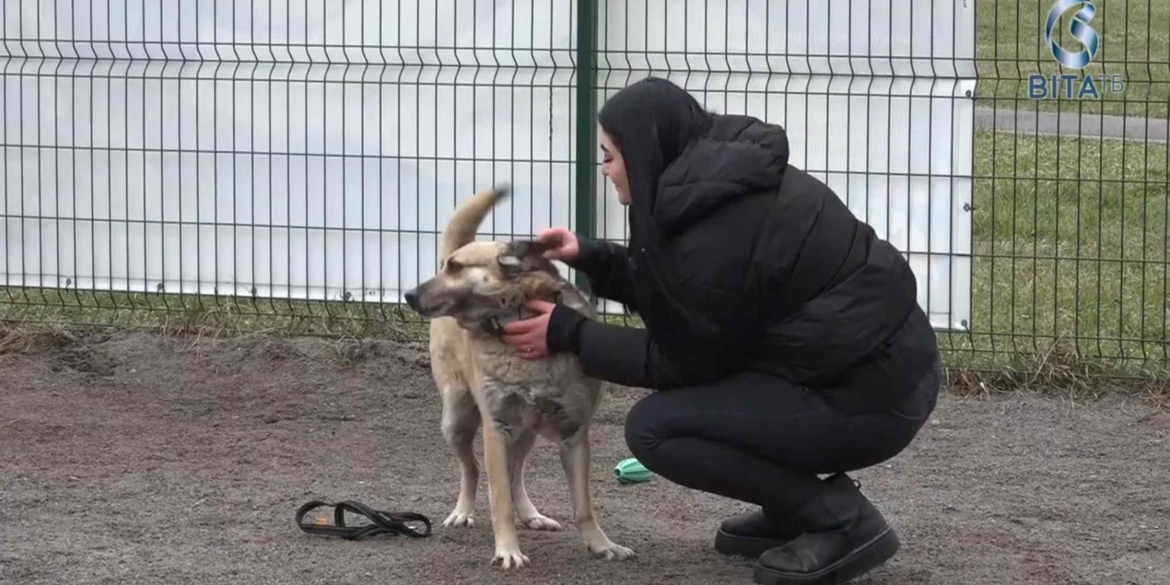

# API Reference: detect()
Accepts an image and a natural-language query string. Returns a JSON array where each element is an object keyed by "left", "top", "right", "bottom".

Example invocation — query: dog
[{"left": 404, "top": 186, "right": 635, "bottom": 569}]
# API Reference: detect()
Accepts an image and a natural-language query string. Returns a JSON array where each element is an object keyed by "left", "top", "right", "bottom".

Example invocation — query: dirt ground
[{"left": 0, "top": 329, "right": 1167, "bottom": 585}]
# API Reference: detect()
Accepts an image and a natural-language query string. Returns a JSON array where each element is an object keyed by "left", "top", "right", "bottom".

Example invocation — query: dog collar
[{"left": 481, "top": 292, "right": 563, "bottom": 337}]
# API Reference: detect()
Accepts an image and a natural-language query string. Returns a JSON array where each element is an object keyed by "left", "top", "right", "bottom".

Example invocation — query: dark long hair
[
  {"left": 595, "top": 78, "right": 714, "bottom": 338},
  {"left": 597, "top": 77, "right": 713, "bottom": 247}
]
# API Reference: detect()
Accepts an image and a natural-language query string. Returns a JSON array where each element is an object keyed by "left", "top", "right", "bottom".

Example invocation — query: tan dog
[{"left": 404, "top": 186, "right": 634, "bottom": 568}]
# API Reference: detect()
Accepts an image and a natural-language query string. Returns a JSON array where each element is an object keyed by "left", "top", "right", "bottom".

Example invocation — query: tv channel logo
[{"left": 1028, "top": 0, "right": 1125, "bottom": 100}]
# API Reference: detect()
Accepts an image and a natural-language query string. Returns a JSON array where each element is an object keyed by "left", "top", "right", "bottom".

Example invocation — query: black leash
[{"left": 295, "top": 500, "right": 432, "bottom": 541}]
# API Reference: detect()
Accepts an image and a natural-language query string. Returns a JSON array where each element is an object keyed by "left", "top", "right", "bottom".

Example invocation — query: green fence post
[{"left": 574, "top": 0, "right": 597, "bottom": 292}]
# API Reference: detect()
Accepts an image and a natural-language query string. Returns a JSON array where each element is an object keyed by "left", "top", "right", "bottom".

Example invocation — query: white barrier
[{"left": 1, "top": 0, "right": 974, "bottom": 330}]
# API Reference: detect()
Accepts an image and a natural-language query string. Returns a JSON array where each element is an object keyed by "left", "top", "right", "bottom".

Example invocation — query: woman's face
[{"left": 599, "top": 127, "right": 630, "bottom": 205}]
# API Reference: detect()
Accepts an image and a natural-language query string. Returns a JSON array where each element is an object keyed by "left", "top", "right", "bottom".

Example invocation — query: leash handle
[{"left": 296, "top": 500, "right": 432, "bottom": 540}]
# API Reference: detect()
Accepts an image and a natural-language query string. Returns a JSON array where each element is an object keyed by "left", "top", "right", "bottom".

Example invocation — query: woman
[{"left": 500, "top": 77, "right": 941, "bottom": 585}]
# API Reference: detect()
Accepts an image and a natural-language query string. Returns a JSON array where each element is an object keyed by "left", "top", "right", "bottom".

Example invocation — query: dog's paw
[
  {"left": 520, "top": 513, "right": 562, "bottom": 531},
  {"left": 442, "top": 510, "right": 476, "bottom": 528},
  {"left": 589, "top": 541, "right": 636, "bottom": 561},
  {"left": 491, "top": 546, "right": 530, "bottom": 569}
]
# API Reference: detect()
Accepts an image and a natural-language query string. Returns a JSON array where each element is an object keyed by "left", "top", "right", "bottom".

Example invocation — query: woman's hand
[
  {"left": 501, "top": 300, "right": 557, "bottom": 360},
  {"left": 536, "top": 227, "right": 579, "bottom": 263}
]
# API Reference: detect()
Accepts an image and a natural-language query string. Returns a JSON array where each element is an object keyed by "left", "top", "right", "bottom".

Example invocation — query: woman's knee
[{"left": 624, "top": 392, "right": 666, "bottom": 460}]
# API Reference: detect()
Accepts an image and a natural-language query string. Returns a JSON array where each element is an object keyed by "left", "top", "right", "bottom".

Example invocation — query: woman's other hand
[
  {"left": 536, "top": 227, "right": 579, "bottom": 263},
  {"left": 501, "top": 300, "right": 557, "bottom": 360}
]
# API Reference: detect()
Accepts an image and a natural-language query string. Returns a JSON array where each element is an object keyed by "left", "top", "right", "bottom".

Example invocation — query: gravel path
[{"left": 1, "top": 330, "right": 1166, "bottom": 585}]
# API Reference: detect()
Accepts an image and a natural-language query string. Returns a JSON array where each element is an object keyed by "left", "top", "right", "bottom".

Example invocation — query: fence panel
[
  {"left": 2, "top": 0, "right": 581, "bottom": 318},
  {"left": 2, "top": 1, "right": 1168, "bottom": 375},
  {"left": 967, "top": 0, "right": 1169, "bottom": 372},
  {"left": 588, "top": 0, "right": 977, "bottom": 335}
]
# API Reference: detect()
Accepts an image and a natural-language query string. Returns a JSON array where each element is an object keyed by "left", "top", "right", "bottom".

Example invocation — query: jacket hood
[{"left": 653, "top": 114, "right": 791, "bottom": 233}]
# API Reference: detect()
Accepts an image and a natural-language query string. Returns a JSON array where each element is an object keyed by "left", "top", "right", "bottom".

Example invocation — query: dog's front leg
[
  {"left": 481, "top": 416, "right": 529, "bottom": 568},
  {"left": 559, "top": 427, "right": 635, "bottom": 561}
]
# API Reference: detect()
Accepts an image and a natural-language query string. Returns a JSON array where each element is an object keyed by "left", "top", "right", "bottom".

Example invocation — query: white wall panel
[{"left": 1, "top": 0, "right": 974, "bottom": 329}]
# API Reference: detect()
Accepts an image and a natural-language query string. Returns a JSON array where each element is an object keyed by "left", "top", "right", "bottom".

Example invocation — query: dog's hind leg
[
  {"left": 440, "top": 386, "right": 481, "bottom": 528},
  {"left": 559, "top": 427, "right": 635, "bottom": 561},
  {"left": 507, "top": 429, "right": 562, "bottom": 531}
]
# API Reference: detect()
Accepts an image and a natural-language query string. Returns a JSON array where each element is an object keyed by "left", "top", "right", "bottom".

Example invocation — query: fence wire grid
[{"left": 1, "top": 0, "right": 1167, "bottom": 377}]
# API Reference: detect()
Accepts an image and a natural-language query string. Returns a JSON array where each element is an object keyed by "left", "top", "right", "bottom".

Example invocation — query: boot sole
[
  {"left": 714, "top": 527, "right": 791, "bottom": 559},
  {"left": 751, "top": 527, "right": 900, "bottom": 585}
]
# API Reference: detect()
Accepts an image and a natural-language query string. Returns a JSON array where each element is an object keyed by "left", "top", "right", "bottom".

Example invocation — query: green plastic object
[{"left": 614, "top": 457, "right": 653, "bottom": 484}]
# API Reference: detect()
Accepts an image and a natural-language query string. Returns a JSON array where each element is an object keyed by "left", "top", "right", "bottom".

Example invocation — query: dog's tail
[{"left": 439, "top": 184, "right": 510, "bottom": 259}]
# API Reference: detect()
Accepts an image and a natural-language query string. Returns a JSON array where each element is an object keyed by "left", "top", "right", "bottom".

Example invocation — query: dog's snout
[{"left": 404, "top": 288, "right": 420, "bottom": 310}]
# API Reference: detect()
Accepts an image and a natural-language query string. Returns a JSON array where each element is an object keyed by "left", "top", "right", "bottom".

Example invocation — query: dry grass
[
  {"left": 0, "top": 287, "right": 430, "bottom": 342},
  {"left": 945, "top": 334, "right": 1170, "bottom": 410}
]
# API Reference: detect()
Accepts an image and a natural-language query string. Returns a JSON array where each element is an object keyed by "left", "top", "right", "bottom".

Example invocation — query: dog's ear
[
  {"left": 507, "top": 240, "right": 549, "bottom": 259},
  {"left": 498, "top": 240, "right": 554, "bottom": 276}
]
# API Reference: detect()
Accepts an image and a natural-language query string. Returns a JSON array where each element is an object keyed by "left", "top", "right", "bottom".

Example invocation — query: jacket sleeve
[
  {"left": 546, "top": 304, "right": 741, "bottom": 390},
  {"left": 566, "top": 235, "right": 639, "bottom": 311}
]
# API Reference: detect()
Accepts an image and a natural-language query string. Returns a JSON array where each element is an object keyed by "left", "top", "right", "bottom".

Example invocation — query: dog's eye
[{"left": 445, "top": 259, "right": 463, "bottom": 273}]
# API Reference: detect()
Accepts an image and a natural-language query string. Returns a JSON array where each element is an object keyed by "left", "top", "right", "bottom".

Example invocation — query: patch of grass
[
  {"left": 946, "top": 335, "right": 1169, "bottom": 409},
  {"left": 975, "top": 0, "right": 1170, "bottom": 119},
  {"left": 944, "top": 127, "right": 1170, "bottom": 377},
  {"left": 0, "top": 287, "right": 430, "bottom": 341}
]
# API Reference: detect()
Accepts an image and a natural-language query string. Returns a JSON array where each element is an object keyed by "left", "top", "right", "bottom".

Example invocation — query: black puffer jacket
[{"left": 547, "top": 111, "right": 939, "bottom": 415}]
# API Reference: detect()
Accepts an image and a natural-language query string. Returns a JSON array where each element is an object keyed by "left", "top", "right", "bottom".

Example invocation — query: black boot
[
  {"left": 753, "top": 473, "right": 899, "bottom": 585},
  {"left": 715, "top": 508, "right": 804, "bottom": 559}
]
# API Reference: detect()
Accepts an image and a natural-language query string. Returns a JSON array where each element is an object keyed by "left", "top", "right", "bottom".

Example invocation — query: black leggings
[{"left": 624, "top": 358, "right": 941, "bottom": 517}]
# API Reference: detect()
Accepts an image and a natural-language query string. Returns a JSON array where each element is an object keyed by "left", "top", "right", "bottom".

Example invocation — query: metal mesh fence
[
  {"left": 1, "top": 0, "right": 583, "bottom": 334},
  {"left": 1, "top": 1, "right": 1167, "bottom": 376},
  {"left": 966, "top": 0, "right": 1169, "bottom": 374}
]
